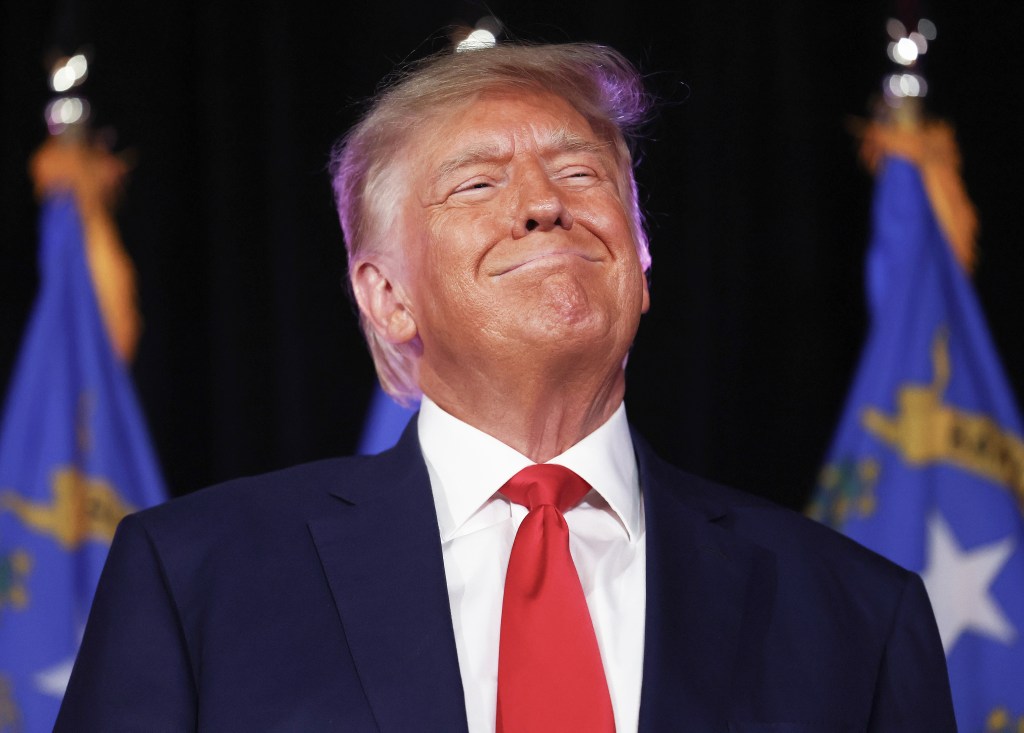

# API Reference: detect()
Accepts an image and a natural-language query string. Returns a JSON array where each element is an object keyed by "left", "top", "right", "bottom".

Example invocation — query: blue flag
[
  {"left": 0, "top": 194, "right": 166, "bottom": 731},
  {"left": 810, "top": 157, "right": 1024, "bottom": 732},
  {"left": 358, "top": 382, "right": 416, "bottom": 455}
]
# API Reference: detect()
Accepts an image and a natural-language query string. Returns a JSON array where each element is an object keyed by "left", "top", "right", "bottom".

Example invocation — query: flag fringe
[
  {"left": 29, "top": 138, "right": 140, "bottom": 363},
  {"left": 854, "top": 117, "right": 979, "bottom": 273}
]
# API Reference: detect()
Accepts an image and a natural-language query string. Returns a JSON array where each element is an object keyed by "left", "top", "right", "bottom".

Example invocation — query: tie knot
[{"left": 500, "top": 463, "right": 591, "bottom": 513}]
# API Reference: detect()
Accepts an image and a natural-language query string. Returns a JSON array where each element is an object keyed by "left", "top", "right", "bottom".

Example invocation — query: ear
[
  {"left": 640, "top": 271, "right": 651, "bottom": 314},
  {"left": 350, "top": 260, "right": 419, "bottom": 345}
]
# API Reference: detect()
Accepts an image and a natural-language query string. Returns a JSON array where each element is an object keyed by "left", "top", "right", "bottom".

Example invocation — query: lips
[{"left": 490, "top": 250, "right": 603, "bottom": 276}]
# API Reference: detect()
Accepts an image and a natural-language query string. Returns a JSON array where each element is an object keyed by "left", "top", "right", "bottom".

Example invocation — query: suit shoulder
[
  {"left": 642, "top": 448, "right": 912, "bottom": 586},
  {"left": 145, "top": 455, "right": 363, "bottom": 515},
  {"left": 731, "top": 494, "right": 908, "bottom": 582},
  {"left": 126, "top": 452, "right": 392, "bottom": 553}
]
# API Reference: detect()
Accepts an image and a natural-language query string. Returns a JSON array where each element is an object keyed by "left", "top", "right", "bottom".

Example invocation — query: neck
[{"left": 421, "top": 362, "right": 626, "bottom": 463}]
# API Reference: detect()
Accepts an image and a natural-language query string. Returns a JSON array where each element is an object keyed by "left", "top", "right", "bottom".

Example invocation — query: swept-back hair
[{"left": 330, "top": 42, "right": 652, "bottom": 405}]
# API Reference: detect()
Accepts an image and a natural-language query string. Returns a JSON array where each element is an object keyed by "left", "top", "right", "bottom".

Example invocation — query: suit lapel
[
  {"left": 307, "top": 423, "right": 469, "bottom": 733},
  {"left": 635, "top": 435, "right": 776, "bottom": 731}
]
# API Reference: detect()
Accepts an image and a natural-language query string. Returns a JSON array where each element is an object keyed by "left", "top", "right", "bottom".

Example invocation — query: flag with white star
[{"left": 809, "top": 156, "right": 1024, "bottom": 732}]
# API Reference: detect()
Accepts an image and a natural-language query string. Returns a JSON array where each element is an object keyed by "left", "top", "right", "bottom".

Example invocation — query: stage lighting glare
[
  {"left": 886, "top": 18, "right": 907, "bottom": 41},
  {"left": 52, "top": 66, "right": 76, "bottom": 92},
  {"left": 898, "top": 74, "right": 920, "bottom": 96},
  {"left": 50, "top": 54, "right": 89, "bottom": 92},
  {"left": 918, "top": 18, "right": 937, "bottom": 41},
  {"left": 475, "top": 15, "right": 501, "bottom": 35},
  {"left": 909, "top": 32, "right": 928, "bottom": 54},
  {"left": 894, "top": 37, "right": 919, "bottom": 64},
  {"left": 59, "top": 98, "right": 83, "bottom": 123},
  {"left": 67, "top": 54, "right": 88, "bottom": 79},
  {"left": 885, "top": 73, "right": 927, "bottom": 99},
  {"left": 456, "top": 29, "right": 496, "bottom": 52},
  {"left": 44, "top": 96, "right": 90, "bottom": 134}
]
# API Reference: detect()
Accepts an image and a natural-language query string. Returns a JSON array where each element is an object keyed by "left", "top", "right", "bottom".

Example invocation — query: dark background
[{"left": 2, "top": 0, "right": 1022, "bottom": 509}]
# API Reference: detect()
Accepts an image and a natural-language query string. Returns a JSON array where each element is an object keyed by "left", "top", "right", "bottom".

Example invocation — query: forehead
[{"left": 411, "top": 90, "right": 609, "bottom": 175}]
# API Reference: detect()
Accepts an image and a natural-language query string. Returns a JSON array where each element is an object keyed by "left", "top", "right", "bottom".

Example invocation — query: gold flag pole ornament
[
  {"left": 851, "top": 17, "right": 979, "bottom": 273},
  {"left": 30, "top": 51, "right": 141, "bottom": 364}
]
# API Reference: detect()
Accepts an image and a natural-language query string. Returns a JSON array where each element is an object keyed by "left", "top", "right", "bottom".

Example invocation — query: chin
[{"left": 525, "top": 309, "right": 620, "bottom": 351}]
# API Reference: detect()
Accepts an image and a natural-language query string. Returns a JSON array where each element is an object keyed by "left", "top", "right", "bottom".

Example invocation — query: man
[{"left": 57, "top": 42, "right": 956, "bottom": 731}]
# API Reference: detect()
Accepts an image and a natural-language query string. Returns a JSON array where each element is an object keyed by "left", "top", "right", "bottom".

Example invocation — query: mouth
[{"left": 490, "top": 251, "right": 603, "bottom": 277}]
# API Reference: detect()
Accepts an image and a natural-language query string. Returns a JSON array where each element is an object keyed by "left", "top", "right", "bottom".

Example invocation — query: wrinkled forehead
[
  {"left": 394, "top": 88, "right": 634, "bottom": 199},
  {"left": 423, "top": 92, "right": 610, "bottom": 170}
]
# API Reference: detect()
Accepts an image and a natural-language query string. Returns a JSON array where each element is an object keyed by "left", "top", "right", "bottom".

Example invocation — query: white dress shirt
[{"left": 417, "top": 396, "right": 646, "bottom": 732}]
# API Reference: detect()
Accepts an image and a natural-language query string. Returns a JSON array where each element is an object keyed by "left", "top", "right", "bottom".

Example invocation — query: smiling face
[{"left": 354, "top": 90, "right": 650, "bottom": 401}]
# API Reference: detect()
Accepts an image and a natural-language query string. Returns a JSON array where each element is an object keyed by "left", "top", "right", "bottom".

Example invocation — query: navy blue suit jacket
[{"left": 56, "top": 425, "right": 956, "bottom": 731}]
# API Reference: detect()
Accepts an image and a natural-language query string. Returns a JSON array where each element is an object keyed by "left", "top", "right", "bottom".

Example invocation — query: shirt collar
[{"left": 417, "top": 396, "right": 641, "bottom": 543}]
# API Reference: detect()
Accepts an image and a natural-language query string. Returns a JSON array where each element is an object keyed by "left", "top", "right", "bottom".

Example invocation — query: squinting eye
[
  {"left": 453, "top": 180, "right": 493, "bottom": 194},
  {"left": 560, "top": 167, "right": 596, "bottom": 180}
]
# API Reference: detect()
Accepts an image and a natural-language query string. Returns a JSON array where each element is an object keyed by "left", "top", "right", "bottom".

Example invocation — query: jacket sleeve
[
  {"left": 868, "top": 571, "right": 958, "bottom": 732},
  {"left": 54, "top": 513, "right": 197, "bottom": 732}
]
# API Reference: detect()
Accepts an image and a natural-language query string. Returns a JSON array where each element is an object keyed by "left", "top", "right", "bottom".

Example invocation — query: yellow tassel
[
  {"left": 29, "top": 138, "right": 141, "bottom": 364},
  {"left": 854, "top": 113, "right": 979, "bottom": 273}
]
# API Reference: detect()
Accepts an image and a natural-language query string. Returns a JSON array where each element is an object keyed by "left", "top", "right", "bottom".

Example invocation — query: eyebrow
[{"left": 432, "top": 127, "right": 612, "bottom": 183}]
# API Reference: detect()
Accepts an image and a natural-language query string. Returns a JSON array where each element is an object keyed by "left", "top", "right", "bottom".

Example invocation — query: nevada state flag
[
  {"left": 810, "top": 156, "right": 1024, "bottom": 732},
  {"left": 0, "top": 194, "right": 166, "bottom": 731}
]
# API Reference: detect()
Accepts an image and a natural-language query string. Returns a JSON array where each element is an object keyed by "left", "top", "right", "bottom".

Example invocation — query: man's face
[{"left": 386, "top": 90, "right": 650, "bottom": 394}]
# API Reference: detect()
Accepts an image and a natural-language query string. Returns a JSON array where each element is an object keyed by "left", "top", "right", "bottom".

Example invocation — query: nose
[{"left": 511, "top": 169, "right": 574, "bottom": 238}]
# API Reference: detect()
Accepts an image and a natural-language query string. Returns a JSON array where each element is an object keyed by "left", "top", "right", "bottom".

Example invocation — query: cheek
[
  {"left": 412, "top": 214, "right": 493, "bottom": 315},
  {"left": 572, "top": 187, "right": 634, "bottom": 238},
  {"left": 426, "top": 208, "right": 504, "bottom": 272},
  {"left": 576, "top": 195, "right": 647, "bottom": 304}
]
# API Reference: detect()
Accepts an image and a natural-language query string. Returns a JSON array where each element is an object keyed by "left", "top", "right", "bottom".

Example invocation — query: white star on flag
[
  {"left": 920, "top": 511, "right": 1016, "bottom": 654},
  {"left": 33, "top": 624, "right": 84, "bottom": 698},
  {"left": 34, "top": 655, "right": 75, "bottom": 697}
]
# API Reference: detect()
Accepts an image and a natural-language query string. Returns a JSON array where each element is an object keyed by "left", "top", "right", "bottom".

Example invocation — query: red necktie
[{"left": 496, "top": 464, "right": 616, "bottom": 733}]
